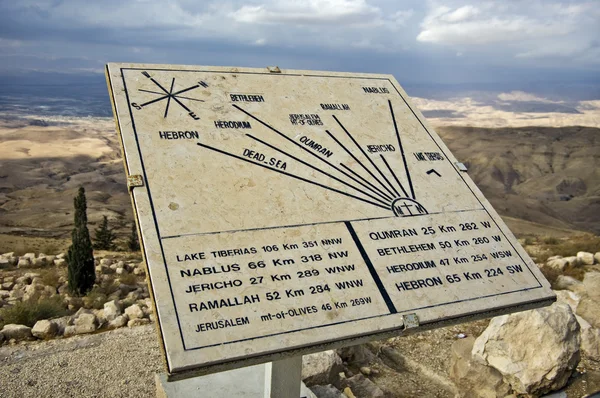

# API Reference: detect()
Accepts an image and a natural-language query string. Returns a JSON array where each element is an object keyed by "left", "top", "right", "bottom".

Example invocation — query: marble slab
[{"left": 105, "top": 64, "right": 555, "bottom": 377}]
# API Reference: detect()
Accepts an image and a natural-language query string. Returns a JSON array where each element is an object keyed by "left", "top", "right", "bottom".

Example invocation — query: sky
[{"left": 0, "top": 0, "right": 599, "bottom": 92}]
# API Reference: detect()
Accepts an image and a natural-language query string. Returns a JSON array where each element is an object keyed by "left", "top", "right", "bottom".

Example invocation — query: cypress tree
[
  {"left": 66, "top": 187, "right": 95, "bottom": 295},
  {"left": 94, "top": 215, "right": 116, "bottom": 250},
  {"left": 127, "top": 222, "right": 140, "bottom": 252}
]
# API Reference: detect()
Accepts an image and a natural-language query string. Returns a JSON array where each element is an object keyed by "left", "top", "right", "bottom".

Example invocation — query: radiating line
[
  {"left": 164, "top": 78, "right": 175, "bottom": 118},
  {"left": 332, "top": 116, "right": 401, "bottom": 198},
  {"left": 232, "top": 104, "right": 390, "bottom": 204},
  {"left": 339, "top": 163, "right": 394, "bottom": 202},
  {"left": 380, "top": 155, "right": 409, "bottom": 198},
  {"left": 247, "top": 134, "right": 391, "bottom": 207},
  {"left": 389, "top": 100, "right": 415, "bottom": 199},
  {"left": 197, "top": 143, "right": 389, "bottom": 211},
  {"left": 325, "top": 130, "right": 394, "bottom": 201}
]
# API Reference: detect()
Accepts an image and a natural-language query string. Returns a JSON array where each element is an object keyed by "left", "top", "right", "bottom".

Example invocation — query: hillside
[
  {"left": 0, "top": 116, "right": 598, "bottom": 242},
  {"left": 437, "top": 125, "right": 600, "bottom": 234}
]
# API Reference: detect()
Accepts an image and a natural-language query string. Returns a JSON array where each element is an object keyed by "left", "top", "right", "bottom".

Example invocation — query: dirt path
[{"left": 0, "top": 325, "right": 163, "bottom": 398}]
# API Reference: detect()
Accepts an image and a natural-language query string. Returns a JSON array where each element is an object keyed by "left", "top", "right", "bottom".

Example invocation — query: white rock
[
  {"left": 56, "top": 253, "right": 66, "bottom": 259},
  {"left": 22, "top": 253, "right": 36, "bottom": 260},
  {"left": 115, "top": 267, "right": 127, "bottom": 275},
  {"left": 17, "top": 258, "right": 31, "bottom": 268},
  {"left": 100, "top": 258, "right": 112, "bottom": 266},
  {"left": 108, "top": 314, "right": 129, "bottom": 329},
  {"left": 133, "top": 267, "right": 145, "bottom": 276},
  {"left": 31, "top": 320, "right": 58, "bottom": 339},
  {"left": 103, "top": 300, "right": 123, "bottom": 321},
  {"left": 0, "top": 258, "right": 10, "bottom": 269},
  {"left": 575, "top": 316, "right": 600, "bottom": 361},
  {"left": 124, "top": 304, "right": 144, "bottom": 320},
  {"left": 545, "top": 258, "right": 568, "bottom": 272},
  {"left": 554, "top": 275, "right": 583, "bottom": 291},
  {"left": 1, "top": 324, "right": 33, "bottom": 341},
  {"left": 74, "top": 313, "right": 97, "bottom": 328},
  {"left": 473, "top": 303, "right": 580, "bottom": 396},
  {"left": 127, "top": 318, "right": 150, "bottom": 327},
  {"left": 450, "top": 337, "right": 511, "bottom": 398},
  {"left": 594, "top": 252, "right": 600, "bottom": 265},
  {"left": 54, "top": 259, "right": 66, "bottom": 267},
  {"left": 564, "top": 256, "right": 580, "bottom": 267},
  {"left": 555, "top": 290, "right": 581, "bottom": 313},
  {"left": 302, "top": 350, "right": 344, "bottom": 386},
  {"left": 583, "top": 272, "right": 600, "bottom": 302},
  {"left": 0, "top": 290, "right": 9, "bottom": 299},
  {"left": 577, "top": 252, "right": 595, "bottom": 266}
]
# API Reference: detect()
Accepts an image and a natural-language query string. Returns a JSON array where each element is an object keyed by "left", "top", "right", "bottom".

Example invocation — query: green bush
[{"left": 0, "top": 297, "right": 69, "bottom": 329}]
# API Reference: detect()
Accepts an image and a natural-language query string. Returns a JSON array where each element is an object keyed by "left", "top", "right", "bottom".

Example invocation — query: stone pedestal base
[{"left": 156, "top": 362, "right": 316, "bottom": 398}]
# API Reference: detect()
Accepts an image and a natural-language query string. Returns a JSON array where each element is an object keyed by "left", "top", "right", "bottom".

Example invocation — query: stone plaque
[{"left": 105, "top": 64, "right": 555, "bottom": 377}]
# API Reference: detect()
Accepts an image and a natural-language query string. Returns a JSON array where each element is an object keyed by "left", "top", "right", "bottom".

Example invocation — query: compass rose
[{"left": 130, "top": 71, "right": 208, "bottom": 120}]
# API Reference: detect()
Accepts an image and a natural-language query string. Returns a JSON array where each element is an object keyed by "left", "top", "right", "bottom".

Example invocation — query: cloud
[
  {"left": 415, "top": 1, "right": 600, "bottom": 64},
  {"left": 231, "top": 0, "right": 382, "bottom": 25},
  {"left": 497, "top": 91, "right": 563, "bottom": 104}
]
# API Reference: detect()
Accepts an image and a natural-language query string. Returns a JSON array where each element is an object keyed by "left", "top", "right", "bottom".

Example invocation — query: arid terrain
[{"left": 0, "top": 104, "right": 598, "bottom": 252}]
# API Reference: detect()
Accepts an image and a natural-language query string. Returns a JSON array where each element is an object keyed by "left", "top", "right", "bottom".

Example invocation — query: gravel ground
[{"left": 0, "top": 325, "right": 163, "bottom": 398}]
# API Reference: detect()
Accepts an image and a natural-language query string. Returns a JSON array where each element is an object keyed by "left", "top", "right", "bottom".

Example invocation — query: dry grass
[
  {"left": 38, "top": 267, "right": 64, "bottom": 288},
  {"left": 0, "top": 296, "right": 69, "bottom": 329},
  {"left": 117, "top": 273, "right": 138, "bottom": 286}
]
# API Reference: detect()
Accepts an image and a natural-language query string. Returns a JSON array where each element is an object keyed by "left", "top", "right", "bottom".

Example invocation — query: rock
[
  {"left": 576, "top": 315, "right": 600, "bottom": 361},
  {"left": 595, "top": 252, "right": 600, "bottom": 265},
  {"left": 0, "top": 258, "right": 10, "bottom": 269},
  {"left": 17, "top": 258, "right": 31, "bottom": 268},
  {"left": 554, "top": 275, "right": 583, "bottom": 291},
  {"left": 302, "top": 350, "right": 344, "bottom": 386},
  {"left": 64, "top": 314, "right": 97, "bottom": 336},
  {"left": 108, "top": 314, "right": 129, "bottom": 329},
  {"left": 74, "top": 313, "right": 97, "bottom": 328},
  {"left": 1, "top": 324, "right": 33, "bottom": 341},
  {"left": 449, "top": 336, "right": 512, "bottom": 398},
  {"left": 133, "top": 267, "right": 145, "bottom": 276},
  {"left": 577, "top": 251, "right": 595, "bottom": 266},
  {"left": 359, "top": 367, "right": 371, "bottom": 376},
  {"left": 567, "top": 256, "right": 582, "bottom": 267},
  {"left": 0, "top": 290, "right": 9, "bottom": 299},
  {"left": 56, "top": 253, "right": 66, "bottom": 259},
  {"left": 51, "top": 316, "right": 72, "bottom": 335},
  {"left": 127, "top": 318, "right": 150, "bottom": 327},
  {"left": 103, "top": 300, "right": 123, "bottom": 321},
  {"left": 546, "top": 258, "right": 568, "bottom": 272},
  {"left": 583, "top": 272, "right": 600, "bottom": 302},
  {"left": 554, "top": 290, "right": 581, "bottom": 313},
  {"left": 309, "top": 385, "right": 346, "bottom": 398},
  {"left": 337, "top": 344, "right": 376, "bottom": 367},
  {"left": 473, "top": 303, "right": 580, "bottom": 396},
  {"left": 339, "top": 374, "right": 384, "bottom": 398},
  {"left": 22, "top": 253, "right": 36, "bottom": 260},
  {"left": 342, "top": 387, "right": 356, "bottom": 398},
  {"left": 31, "top": 320, "right": 58, "bottom": 339},
  {"left": 577, "top": 297, "right": 600, "bottom": 328},
  {"left": 31, "top": 257, "right": 47, "bottom": 267},
  {"left": 100, "top": 258, "right": 112, "bottom": 266},
  {"left": 115, "top": 267, "right": 127, "bottom": 275},
  {"left": 54, "top": 259, "right": 66, "bottom": 267},
  {"left": 124, "top": 304, "right": 144, "bottom": 320}
]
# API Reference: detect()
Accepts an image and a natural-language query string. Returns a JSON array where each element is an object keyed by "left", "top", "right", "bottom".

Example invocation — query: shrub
[
  {"left": 0, "top": 296, "right": 69, "bottom": 329},
  {"left": 39, "top": 268, "right": 62, "bottom": 288},
  {"left": 542, "top": 236, "right": 560, "bottom": 245},
  {"left": 127, "top": 223, "right": 140, "bottom": 252},
  {"left": 118, "top": 272, "right": 138, "bottom": 286},
  {"left": 84, "top": 286, "right": 108, "bottom": 310},
  {"left": 94, "top": 215, "right": 117, "bottom": 251}
]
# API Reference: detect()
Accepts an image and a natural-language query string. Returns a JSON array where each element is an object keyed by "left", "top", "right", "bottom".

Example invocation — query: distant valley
[{"left": 0, "top": 114, "right": 598, "bottom": 242}]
